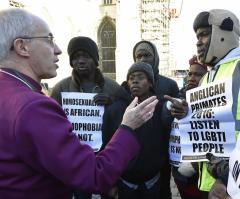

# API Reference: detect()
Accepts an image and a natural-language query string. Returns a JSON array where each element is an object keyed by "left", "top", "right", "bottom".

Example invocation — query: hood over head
[{"left": 133, "top": 40, "right": 159, "bottom": 77}]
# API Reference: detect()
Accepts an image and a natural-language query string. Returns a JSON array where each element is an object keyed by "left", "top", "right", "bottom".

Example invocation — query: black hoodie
[{"left": 133, "top": 40, "right": 179, "bottom": 98}]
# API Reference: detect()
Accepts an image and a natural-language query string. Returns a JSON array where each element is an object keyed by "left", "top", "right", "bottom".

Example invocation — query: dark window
[{"left": 99, "top": 20, "right": 116, "bottom": 74}]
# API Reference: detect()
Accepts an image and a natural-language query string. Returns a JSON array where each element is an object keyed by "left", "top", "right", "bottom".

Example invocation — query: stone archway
[{"left": 98, "top": 16, "right": 116, "bottom": 79}]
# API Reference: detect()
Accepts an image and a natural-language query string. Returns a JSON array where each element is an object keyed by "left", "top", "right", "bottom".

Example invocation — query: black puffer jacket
[{"left": 102, "top": 91, "right": 173, "bottom": 184}]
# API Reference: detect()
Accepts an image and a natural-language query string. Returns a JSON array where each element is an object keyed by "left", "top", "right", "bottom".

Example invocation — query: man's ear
[{"left": 13, "top": 38, "right": 30, "bottom": 57}]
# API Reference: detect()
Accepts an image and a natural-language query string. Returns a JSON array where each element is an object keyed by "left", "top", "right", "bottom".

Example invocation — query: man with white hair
[{"left": 0, "top": 8, "right": 158, "bottom": 199}]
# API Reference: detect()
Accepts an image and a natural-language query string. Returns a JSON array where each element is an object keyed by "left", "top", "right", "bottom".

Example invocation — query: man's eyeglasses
[
  {"left": 22, "top": 35, "right": 55, "bottom": 44},
  {"left": 10, "top": 35, "right": 55, "bottom": 50}
]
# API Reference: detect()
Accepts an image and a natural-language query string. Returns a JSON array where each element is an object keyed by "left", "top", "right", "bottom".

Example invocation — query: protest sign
[
  {"left": 169, "top": 118, "right": 181, "bottom": 166},
  {"left": 180, "top": 79, "right": 236, "bottom": 161},
  {"left": 61, "top": 92, "right": 104, "bottom": 152}
]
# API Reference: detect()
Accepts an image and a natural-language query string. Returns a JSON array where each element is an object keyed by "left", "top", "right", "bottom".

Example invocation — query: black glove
[
  {"left": 93, "top": 93, "right": 112, "bottom": 105},
  {"left": 206, "top": 153, "right": 229, "bottom": 186}
]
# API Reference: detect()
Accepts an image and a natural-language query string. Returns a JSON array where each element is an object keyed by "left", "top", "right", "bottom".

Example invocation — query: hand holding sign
[
  {"left": 206, "top": 153, "right": 229, "bottom": 184},
  {"left": 93, "top": 93, "right": 112, "bottom": 105},
  {"left": 121, "top": 96, "right": 158, "bottom": 130},
  {"left": 164, "top": 95, "right": 188, "bottom": 119}
]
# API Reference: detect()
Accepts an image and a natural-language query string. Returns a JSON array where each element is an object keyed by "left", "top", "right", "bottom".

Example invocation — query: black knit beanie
[
  {"left": 127, "top": 62, "right": 154, "bottom": 85},
  {"left": 193, "top": 11, "right": 211, "bottom": 32},
  {"left": 67, "top": 36, "right": 99, "bottom": 67}
]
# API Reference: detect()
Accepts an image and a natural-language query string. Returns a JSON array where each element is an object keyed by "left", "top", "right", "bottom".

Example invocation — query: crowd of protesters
[{"left": 0, "top": 6, "right": 239, "bottom": 199}]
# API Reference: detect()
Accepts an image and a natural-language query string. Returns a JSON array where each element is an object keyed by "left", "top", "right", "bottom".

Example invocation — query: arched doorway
[{"left": 98, "top": 17, "right": 116, "bottom": 79}]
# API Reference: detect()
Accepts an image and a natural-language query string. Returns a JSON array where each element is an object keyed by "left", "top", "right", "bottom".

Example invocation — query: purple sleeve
[{"left": 14, "top": 97, "right": 139, "bottom": 194}]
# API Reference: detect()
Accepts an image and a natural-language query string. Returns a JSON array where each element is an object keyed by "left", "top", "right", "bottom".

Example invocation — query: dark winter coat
[
  {"left": 133, "top": 40, "right": 179, "bottom": 198},
  {"left": 51, "top": 68, "right": 127, "bottom": 105},
  {"left": 102, "top": 92, "right": 173, "bottom": 184}
]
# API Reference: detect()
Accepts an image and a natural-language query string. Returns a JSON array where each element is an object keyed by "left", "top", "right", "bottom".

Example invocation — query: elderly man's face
[{"left": 26, "top": 18, "right": 62, "bottom": 82}]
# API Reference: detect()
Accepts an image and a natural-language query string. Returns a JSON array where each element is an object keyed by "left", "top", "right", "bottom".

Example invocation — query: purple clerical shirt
[{"left": 0, "top": 69, "right": 139, "bottom": 199}]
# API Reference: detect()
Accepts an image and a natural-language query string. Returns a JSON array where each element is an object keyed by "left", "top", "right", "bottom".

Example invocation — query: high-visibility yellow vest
[{"left": 198, "top": 58, "right": 240, "bottom": 192}]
